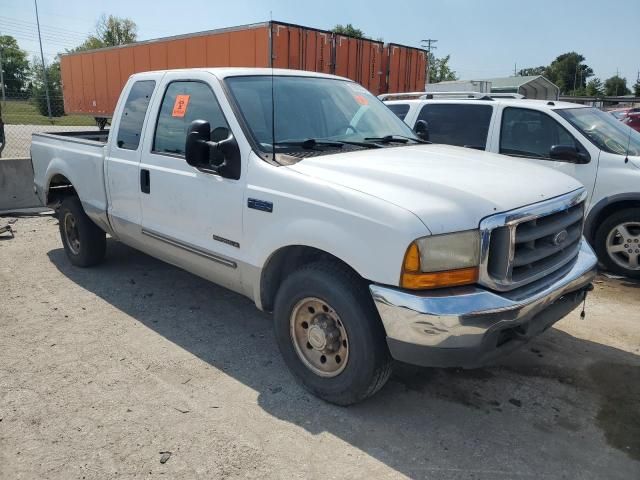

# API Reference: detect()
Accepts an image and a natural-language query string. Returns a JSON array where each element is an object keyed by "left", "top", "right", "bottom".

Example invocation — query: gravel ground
[
  {"left": 1, "top": 125, "right": 98, "bottom": 160},
  {"left": 0, "top": 215, "right": 639, "bottom": 480}
]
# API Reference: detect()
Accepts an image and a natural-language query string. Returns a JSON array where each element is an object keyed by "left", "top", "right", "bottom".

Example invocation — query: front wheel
[
  {"left": 59, "top": 196, "right": 106, "bottom": 267},
  {"left": 594, "top": 208, "right": 640, "bottom": 278},
  {"left": 273, "top": 261, "right": 392, "bottom": 405}
]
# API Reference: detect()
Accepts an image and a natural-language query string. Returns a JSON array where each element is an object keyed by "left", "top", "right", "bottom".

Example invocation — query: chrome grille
[{"left": 479, "top": 190, "right": 587, "bottom": 292}]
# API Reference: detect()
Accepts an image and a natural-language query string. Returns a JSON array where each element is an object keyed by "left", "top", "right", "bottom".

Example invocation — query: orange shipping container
[
  {"left": 382, "top": 43, "right": 428, "bottom": 94},
  {"left": 60, "top": 21, "right": 426, "bottom": 117}
]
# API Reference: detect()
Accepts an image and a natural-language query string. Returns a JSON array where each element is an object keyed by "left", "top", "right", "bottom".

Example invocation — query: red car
[{"left": 622, "top": 111, "right": 640, "bottom": 132}]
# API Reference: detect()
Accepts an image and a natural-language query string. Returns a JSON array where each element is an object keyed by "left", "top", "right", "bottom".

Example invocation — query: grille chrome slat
[
  {"left": 512, "top": 240, "right": 581, "bottom": 280},
  {"left": 515, "top": 205, "right": 584, "bottom": 243},
  {"left": 513, "top": 227, "right": 582, "bottom": 267},
  {"left": 478, "top": 189, "right": 587, "bottom": 292}
]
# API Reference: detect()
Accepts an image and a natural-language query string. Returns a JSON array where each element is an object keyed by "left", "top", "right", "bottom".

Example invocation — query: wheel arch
[
  {"left": 46, "top": 172, "right": 77, "bottom": 208},
  {"left": 258, "top": 244, "right": 366, "bottom": 313},
  {"left": 585, "top": 193, "right": 640, "bottom": 242}
]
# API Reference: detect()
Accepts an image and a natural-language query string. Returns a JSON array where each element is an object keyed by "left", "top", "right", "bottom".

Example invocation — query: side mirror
[
  {"left": 414, "top": 120, "right": 429, "bottom": 141},
  {"left": 185, "top": 120, "right": 241, "bottom": 179},
  {"left": 549, "top": 145, "right": 589, "bottom": 164}
]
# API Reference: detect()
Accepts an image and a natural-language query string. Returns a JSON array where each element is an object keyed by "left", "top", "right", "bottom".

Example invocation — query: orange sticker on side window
[
  {"left": 354, "top": 94, "right": 369, "bottom": 105},
  {"left": 172, "top": 94, "right": 190, "bottom": 117}
]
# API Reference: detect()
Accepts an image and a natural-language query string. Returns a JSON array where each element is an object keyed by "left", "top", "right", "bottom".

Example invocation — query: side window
[
  {"left": 500, "top": 107, "right": 577, "bottom": 158},
  {"left": 387, "top": 103, "right": 410, "bottom": 120},
  {"left": 116, "top": 80, "right": 156, "bottom": 150},
  {"left": 153, "top": 81, "right": 229, "bottom": 157},
  {"left": 417, "top": 104, "right": 493, "bottom": 149}
]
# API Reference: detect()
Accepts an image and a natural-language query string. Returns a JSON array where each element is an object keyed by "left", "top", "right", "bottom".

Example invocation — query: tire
[
  {"left": 58, "top": 196, "right": 106, "bottom": 267},
  {"left": 273, "top": 261, "right": 392, "bottom": 405},
  {"left": 594, "top": 208, "right": 640, "bottom": 279}
]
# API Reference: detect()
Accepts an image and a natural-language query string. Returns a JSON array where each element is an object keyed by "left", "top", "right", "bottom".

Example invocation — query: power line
[
  {"left": 0, "top": 31, "right": 78, "bottom": 49},
  {"left": 0, "top": 25, "right": 80, "bottom": 43},
  {"left": 0, "top": 15, "right": 89, "bottom": 37},
  {"left": 0, "top": 25, "right": 85, "bottom": 44}
]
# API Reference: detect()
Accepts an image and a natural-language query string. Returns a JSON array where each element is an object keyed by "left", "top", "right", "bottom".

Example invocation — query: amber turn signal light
[{"left": 400, "top": 242, "right": 479, "bottom": 289}]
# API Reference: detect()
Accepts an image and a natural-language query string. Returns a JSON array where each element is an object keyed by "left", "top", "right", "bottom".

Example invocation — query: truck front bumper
[{"left": 369, "top": 240, "right": 598, "bottom": 368}]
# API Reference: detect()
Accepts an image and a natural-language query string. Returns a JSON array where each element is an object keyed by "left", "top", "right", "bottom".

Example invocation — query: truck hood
[{"left": 287, "top": 144, "right": 583, "bottom": 234}]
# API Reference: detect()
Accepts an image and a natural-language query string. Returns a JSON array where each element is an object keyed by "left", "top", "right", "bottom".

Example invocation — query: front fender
[{"left": 241, "top": 159, "right": 429, "bottom": 291}]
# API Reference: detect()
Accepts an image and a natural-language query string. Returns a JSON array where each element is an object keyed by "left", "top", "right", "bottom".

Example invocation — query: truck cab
[{"left": 385, "top": 96, "right": 640, "bottom": 278}]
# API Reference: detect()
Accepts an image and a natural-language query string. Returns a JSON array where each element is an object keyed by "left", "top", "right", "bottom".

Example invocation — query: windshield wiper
[
  {"left": 364, "top": 134, "right": 430, "bottom": 144},
  {"left": 273, "top": 138, "right": 381, "bottom": 150},
  {"left": 274, "top": 139, "right": 344, "bottom": 149}
]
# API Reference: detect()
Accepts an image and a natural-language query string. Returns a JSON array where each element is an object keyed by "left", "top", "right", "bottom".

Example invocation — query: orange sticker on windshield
[
  {"left": 172, "top": 94, "right": 190, "bottom": 117},
  {"left": 354, "top": 94, "right": 369, "bottom": 105},
  {"left": 353, "top": 95, "right": 369, "bottom": 105}
]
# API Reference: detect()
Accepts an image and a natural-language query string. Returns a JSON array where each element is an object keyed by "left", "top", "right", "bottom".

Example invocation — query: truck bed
[{"left": 31, "top": 130, "right": 111, "bottom": 233}]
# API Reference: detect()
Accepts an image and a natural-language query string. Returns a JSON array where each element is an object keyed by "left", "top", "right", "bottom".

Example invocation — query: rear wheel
[
  {"left": 274, "top": 261, "right": 392, "bottom": 405},
  {"left": 594, "top": 208, "right": 640, "bottom": 278},
  {"left": 59, "top": 196, "right": 106, "bottom": 267}
]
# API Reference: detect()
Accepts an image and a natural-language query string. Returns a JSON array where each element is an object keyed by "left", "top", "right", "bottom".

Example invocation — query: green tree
[
  {"left": 30, "top": 58, "right": 64, "bottom": 117},
  {"left": 633, "top": 80, "right": 640, "bottom": 97},
  {"left": 331, "top": 24, "right": 364, "bottom": 38},
  {"left": 604, "top": 75, "right": 630, "bottom": 96},
  {"left": 545, "top": 52, "right": 593, "bottom": 94},
  {"left": 428, "top": 53, "right": 458, "bottom": 83},
  {"left": 72, "top": 14, "right": 138, "bottom": 52},
  {"left": 586, "top": 78, "right": 604, "bottom": 96},
  {"left": 0, "top": 35, "right": 30, "bottom": 95},
  {"left": 517, "top": 66, "right": 546, "bottom": 77}
]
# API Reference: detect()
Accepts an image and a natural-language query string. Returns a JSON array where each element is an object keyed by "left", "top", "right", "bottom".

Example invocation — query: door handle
[{"left": 140, "top": 169, "right": 150, "bottom": 194}]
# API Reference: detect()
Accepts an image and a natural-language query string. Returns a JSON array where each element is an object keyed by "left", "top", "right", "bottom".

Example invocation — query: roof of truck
[
  {"left": 131, "top": 67, "right": 351, "bottom": 82},
  {"left": 384, "top": 98, "right": 587, "bottom": 110}
]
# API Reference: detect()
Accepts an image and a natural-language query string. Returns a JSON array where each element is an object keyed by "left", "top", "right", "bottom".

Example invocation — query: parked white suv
[{"left": 384, "top": 96, "right": 640, "bottom": 278}]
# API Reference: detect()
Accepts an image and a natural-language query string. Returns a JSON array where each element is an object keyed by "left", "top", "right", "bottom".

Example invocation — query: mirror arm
[{"left": 198, "top": 140, "right": 225, "bottom": 174}]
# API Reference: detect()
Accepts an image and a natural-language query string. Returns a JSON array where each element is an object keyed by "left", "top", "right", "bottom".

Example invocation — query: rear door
[
  {"left": 105, "top": 74, "right": 159, "bottom": 242},
  {"left": 137, "top": 70, "right": 245, "bottom": 291},
  {"left": 414, "top": 103, "right": 495, "bottom": 150}
]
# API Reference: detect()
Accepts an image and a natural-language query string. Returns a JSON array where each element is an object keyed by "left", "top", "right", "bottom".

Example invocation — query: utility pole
[
  {"left": 0, "top": 37, "right": 6, "bottom": 105},
  {"left": 34, "top": 0, "right": 52, "bottom": 119},
  {"left": 420, "top": 38, "right": 437, "bottom": 85},
  {"left": 514, "top": 63, "right": 517, "bottom": 76}
]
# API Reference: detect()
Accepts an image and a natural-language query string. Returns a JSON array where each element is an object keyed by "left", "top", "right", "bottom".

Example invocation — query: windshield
[
  {"left": 225, "top": 75, "right": 417, "bottom": 153},
  {"left": 557, "top": 107, "right": 640, "bottom": 156}
]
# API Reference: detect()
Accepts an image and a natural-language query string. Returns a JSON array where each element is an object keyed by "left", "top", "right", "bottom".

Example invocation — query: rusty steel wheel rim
[
  {"left": 290, "top": 297, "right": 349, "bottom": 377},
  {"left": 63, "top": 212, "right": 81, "bottom": 255}
]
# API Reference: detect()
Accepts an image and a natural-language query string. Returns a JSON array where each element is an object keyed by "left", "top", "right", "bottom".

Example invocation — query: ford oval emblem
[{"left": 553, "top": 230, "right": 568, "bottom": 246}]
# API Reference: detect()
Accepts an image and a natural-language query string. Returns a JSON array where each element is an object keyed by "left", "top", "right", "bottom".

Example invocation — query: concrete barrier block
[{"left": 0, "top": 158, "right": 42, "bottom": 211}]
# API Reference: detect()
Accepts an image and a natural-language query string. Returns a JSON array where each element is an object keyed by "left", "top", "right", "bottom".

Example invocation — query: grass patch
[{"left": 2, "top": 99, "right": 95, "bottom": 126}]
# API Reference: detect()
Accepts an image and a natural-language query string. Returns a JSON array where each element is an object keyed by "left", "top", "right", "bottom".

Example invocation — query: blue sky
[{"left": 2, "top": 0, "right": 639, "bottom": 85}]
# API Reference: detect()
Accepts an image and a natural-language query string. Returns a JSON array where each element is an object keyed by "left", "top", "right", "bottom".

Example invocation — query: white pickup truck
[
  {"left": 32, "top": 68, "right": 597, "bottom": 405},
  {"left": 383, "top": 95, "right": 640, "bottom": 278}
]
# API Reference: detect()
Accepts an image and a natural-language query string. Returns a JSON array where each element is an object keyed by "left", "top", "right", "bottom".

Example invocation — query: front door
[
  {"left": 494, "top": 106, "right": 599, "bottom": 204},
  {"left": 138, "top": 72, "right": 245, "bottom": 291}
]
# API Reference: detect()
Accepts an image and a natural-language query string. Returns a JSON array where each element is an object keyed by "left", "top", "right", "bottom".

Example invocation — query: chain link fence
[{"left": 0, "top": 92, "right": 97, "bottom": 159}]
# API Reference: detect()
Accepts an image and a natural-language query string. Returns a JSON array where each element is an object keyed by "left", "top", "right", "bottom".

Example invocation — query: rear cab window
[
  {"left": 417, "top": 103, "right": 493, "bottom": 149},
  {"left": 116, "top": 80, "right": 156, "bottom": 150},
  {"left": 387, "top": 103, "right": 411, "bottom": 120}
]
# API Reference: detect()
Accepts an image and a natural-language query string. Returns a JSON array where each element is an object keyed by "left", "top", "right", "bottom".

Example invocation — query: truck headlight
[{"left": 401, "top": 230, "right": 480, "bottom": 289}]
